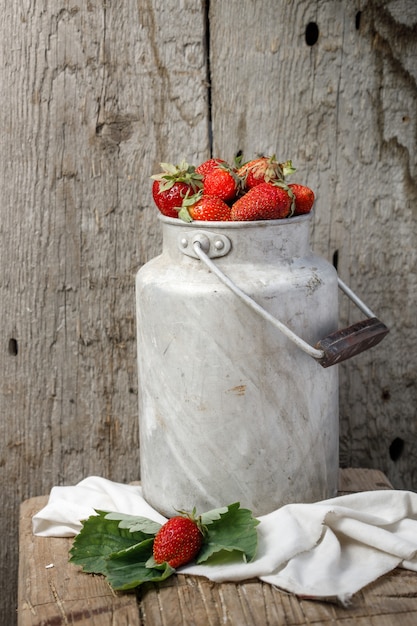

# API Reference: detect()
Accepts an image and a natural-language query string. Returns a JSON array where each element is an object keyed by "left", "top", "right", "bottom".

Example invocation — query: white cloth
[{"left": 32, "top": 476, "right": 417, "bottom": 604}]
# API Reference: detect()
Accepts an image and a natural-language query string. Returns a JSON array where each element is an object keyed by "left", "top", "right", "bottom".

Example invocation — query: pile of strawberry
[{"left": 151, "top": 155, "right": 315, "bottom": 222}]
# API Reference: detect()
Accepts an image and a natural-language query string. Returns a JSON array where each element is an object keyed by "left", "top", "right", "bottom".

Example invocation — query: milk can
[{"left": 135, "top": 214, "right": 388, "bottom": 517}]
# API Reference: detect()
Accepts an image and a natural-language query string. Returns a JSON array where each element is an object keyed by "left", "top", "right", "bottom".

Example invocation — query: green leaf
[
  {"left": 178, "top": 206, "right": 193, "bottom": 222},
  {"left": 281, "top": 159, "right": 296, "bottom": 177},
  {"left": 69, "top": 511, "right": 156, "bottom": 575},
  {"left": 160, "top": 162, "right": 180, "bottom": 175},
  {"left": 157, "top": 177, "right": 176, "bottom": 192},
  {"left": 105, "top": 539, "right": 175, "bottom": 590},
  {"left": 197, "top": 503, "right": 260, "bottom": 565},
  {"left": 70, "top": 511, "right": 177, "bottom": 590},
  {"left": 104, "top": 512, "right": 162, "bottom": 535},
  {"left": 201, "top": 506, "right": 229, "bottom": 525}
]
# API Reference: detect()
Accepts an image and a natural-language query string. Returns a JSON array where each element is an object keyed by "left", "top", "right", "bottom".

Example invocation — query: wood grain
[
  {"left": 0, "top": 2, "right": 209, "bottom": 622},
  {"left": 209, "top": 0, "right": 417, "bottom": 492}
]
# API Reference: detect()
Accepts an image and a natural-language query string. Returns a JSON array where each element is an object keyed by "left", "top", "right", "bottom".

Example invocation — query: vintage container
[{"left": 135, "top": 214, "right": 384, "bottom": 517}]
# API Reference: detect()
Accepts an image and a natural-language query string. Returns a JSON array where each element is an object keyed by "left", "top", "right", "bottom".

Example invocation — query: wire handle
[{"left": 192, "top": 239, "right": 389, "bottom": 368}]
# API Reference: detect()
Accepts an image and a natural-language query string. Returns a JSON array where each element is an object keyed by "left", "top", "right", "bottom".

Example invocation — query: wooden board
[
  {"left": 0, "top": 2, "right": 209, "bottom": 622},
  {"left": 18, "top": 469, "right": 417, "bottom": 626},
  {"left": 208, "top": 0, "right": 417, "bottom": 494}
]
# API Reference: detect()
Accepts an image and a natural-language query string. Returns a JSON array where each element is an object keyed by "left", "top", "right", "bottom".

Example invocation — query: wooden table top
[{"left": 18, "top": 468, "right": 417, "bottom": 625}]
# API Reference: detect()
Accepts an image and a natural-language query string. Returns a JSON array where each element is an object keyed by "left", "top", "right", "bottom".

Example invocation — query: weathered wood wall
[
  {"left": 1, "top": 1, "right": 416, "bottom": 622},
  {"left": 208, "top": 1, "right": 417, "bottom": 482}
]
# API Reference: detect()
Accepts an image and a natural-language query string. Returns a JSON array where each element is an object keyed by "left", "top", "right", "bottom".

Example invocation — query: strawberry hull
[{"left": 135, "top": 214, "right": 339, "bottom": 517}]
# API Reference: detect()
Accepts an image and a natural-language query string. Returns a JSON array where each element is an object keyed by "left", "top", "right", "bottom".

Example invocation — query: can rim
[{"left": 159, "top": 212, "right": 313, "bottom": 229}]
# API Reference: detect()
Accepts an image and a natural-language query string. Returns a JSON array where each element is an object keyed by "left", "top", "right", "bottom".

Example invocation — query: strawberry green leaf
[
  {"left": 197, "top": 503, "right": 260, "bottom": 565},
  {"left": 201, "top": 506, "right": 229, "bottom": 525},
  {"left": 145, "top": 554, "right": 160, "bottom": 568},
  {"left": 156, "top": 178, "right": 176, "bottom": 192},
  {"left": 105, "top": 539, "right": 175, "bottom": 590},
  {"left": 70, "top": 511, "right": 176, "bottom": 590},
  {"left": 178, "top": 206, "right": 193, "bottom": 222},
  {"left": 69, "top": 511, "right": 154, "bottom": 575},
  {"left": 160, "top": 162, "right": 181, "bottom": 175},
  {"left": 104, "top": 512, "right": 162, "bottom": 535},
  {"left": 281, "top": 159, "right": 296, "bottom": 177}
]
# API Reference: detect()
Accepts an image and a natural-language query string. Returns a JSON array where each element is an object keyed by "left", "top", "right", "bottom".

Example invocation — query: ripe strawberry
[
  {"left": 151, "top": 181, "right": 190, "bottom": 218},
  {"left": 203, "top": 164, "right": 241, "bottom": 202},
  {"left": 153, "top": 515, "right": 204, "bottom": 569},
  {"left": 231, "top": 182, "right": 292, "bottom": 221},
  {"left": 180, "top": 192, "right": 231, "bottom": 222},
  {"left": 237, "top": 156, "right": 295, "bottom": 190},
  {"left": 288, "top": 183, "right": 315, "bottom": 215},
  {"left": 195, "top": 158, "right": 227, "bottom": 178},
  {"left": 151, "top": 161, "right": 203, "bottom": 218}
]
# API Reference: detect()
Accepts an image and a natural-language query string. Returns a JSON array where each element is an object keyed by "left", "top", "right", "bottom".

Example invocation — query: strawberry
[
  {"left": 203, "top": 164, "right": 241, "bottom": 203},
  {"left": 231, "top": 182, "right": 292, "bottom": 221},
  {"left": 195, "top": 158, "right": 227, "bottom": 178},
  {"left": 288, "top": 183, "right": 315, "bottom": 215},
  {"left": 151, "top": 181, "right": 191, "bottom": 218},
  {"left": 179, "top": 192, "right": 231, "bottom": 222},
  {"left": 238, "top": 156, "right": 295, "bottom": 190},
  {"left": 153, "top": 514, "right": 204, "bottom": 569},
  {"left": 151, "top": 161, "right": 203, "bottom": 218}
]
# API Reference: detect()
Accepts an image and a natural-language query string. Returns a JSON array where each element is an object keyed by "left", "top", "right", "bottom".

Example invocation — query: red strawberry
[
  {"left": 231, "top": 182, "right": 292, "bottom": 221},
  {"left": 203, "top": 164, "right": 241, "bottom": 202},
  {"left": 288, "top": 183, "right": 315, "bottom": 215},
  {"left": 195, "top": 158, "right": 227, "bottom": 178},
  {"left": 151, "top": 181, "right": 190, "bottom": 218},
  {"left": 237, "top": 156, "right": 295, "bottom": 189},
  {"left": 151, "top": 161, "right": 203, "bottom": 218},
  {"left": 153, "top": 515, "right": 204, "bottom": 569},
  {"left": 180, "top": 193, "right": 231, "bottom": 222}
]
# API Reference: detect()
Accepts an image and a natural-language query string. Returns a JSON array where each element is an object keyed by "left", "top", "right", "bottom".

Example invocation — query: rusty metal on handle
[
  {"left": 192, "top": 237, "right": 389, "bottom": 368},
  {"left": 316, "top": 278, "right": 389, "bottom": 367},
  {"left": 316, "top": 316, "right": 389, "bottom": 367}
]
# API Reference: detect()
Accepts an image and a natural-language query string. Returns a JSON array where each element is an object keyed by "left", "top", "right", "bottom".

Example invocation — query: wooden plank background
[{"left": 1, "top": 1, "right": 416, "bottom": 623}]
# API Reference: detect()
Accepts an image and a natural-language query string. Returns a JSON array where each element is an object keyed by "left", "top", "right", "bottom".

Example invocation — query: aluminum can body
[{"left": 136, "top": 214, "right": 339, "bottom": 517}]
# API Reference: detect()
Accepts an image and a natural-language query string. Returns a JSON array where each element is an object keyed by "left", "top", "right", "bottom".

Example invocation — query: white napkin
[{"left": 32, "top": 476, "right": 417, "bottom": 604}]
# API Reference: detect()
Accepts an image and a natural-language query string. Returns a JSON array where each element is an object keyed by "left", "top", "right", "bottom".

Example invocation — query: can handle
[{"left": 192, "top": 239, "right": 389, "bottom": 368}]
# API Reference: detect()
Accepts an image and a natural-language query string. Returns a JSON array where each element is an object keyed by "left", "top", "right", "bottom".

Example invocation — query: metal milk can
[{"left": 135, "top": 214, "right": 388, "bottom": 517}]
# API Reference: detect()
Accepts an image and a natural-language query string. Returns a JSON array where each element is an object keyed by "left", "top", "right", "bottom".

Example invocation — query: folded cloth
[{"left": 32, "top": 477, "right": 417, "bottom": 604}]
